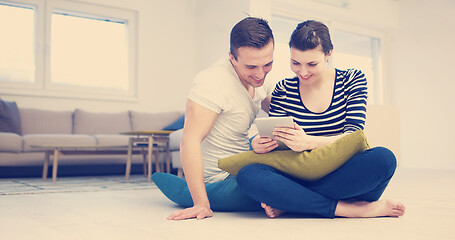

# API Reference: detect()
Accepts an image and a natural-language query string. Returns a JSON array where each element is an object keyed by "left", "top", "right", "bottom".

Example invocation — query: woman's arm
[
  {"left": 269, "top": 80, "right": 289, "bottom": 117},
  {"left": 344, "top": 69, "right": 368, "bottom": 133},
  {"left": 274, "top": 123, "right": 348, "bottom": 151}
]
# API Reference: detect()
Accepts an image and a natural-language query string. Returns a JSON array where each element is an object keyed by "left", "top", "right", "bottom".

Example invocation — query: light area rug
[{"left": 0, "top": 175, "right": 157, "bottom": 195}]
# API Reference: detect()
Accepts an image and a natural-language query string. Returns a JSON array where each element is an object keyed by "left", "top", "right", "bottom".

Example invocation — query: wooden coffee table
[
  {"left": 121, "top": 130, "right": 174, "bottom": 182},
  {"left": 31, "top": 145, "right": 148, "bottom": 183}
]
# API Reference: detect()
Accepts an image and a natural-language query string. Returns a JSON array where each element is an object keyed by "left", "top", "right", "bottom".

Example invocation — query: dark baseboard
[{"left": 0, "top": 164, "right": 179, "bottom": 178}]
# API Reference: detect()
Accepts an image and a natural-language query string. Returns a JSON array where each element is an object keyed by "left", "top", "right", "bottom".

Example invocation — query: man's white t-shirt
[{"left": 188, "top": 58, "right": 272, "bottom": 183}]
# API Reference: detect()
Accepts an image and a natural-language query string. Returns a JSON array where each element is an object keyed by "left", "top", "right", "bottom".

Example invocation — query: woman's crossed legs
[{"left": 236, "top": 147, "right": 405, "bottom": 218}]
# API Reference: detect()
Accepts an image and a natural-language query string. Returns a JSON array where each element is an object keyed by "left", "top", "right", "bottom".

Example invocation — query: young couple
[{"left": 152, "top": 17, "right": 405, "bottom": 220}]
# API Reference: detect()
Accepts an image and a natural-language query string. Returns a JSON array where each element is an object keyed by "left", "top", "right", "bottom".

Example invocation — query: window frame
[
  {"left": 0, "top": 0, "right": 43, "bottom": 91},
  {"left": 330, "top": 21, "right": 385, "bottom": 105},
  {"left": 0, "top": 0, "right": 138, "bottom": 101}
]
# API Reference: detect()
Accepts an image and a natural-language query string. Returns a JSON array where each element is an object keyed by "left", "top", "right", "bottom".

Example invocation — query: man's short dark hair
[{"left": 230, "top": 17, "right": 274, "bottom": 60}]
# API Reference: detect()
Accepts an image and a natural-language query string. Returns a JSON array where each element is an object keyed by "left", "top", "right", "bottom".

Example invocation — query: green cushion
[{"left": 218, "top": 130, "right": 370, "bottom": 181}]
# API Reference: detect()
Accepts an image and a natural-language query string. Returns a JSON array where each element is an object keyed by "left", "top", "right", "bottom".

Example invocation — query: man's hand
[
  {"left": 167, "top": 204, "right": 213, "bottom": 220},
  {"left": 251, "top": 134, "right": 278, "bottom": 154}
]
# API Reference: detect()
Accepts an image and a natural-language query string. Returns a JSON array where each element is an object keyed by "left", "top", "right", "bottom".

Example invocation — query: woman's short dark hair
[
  {"left": 230, "top": 17, "right": 274, "bottom": 60},
  {"left": 289, "top": 20, "right": 333, "bottom": 55}
]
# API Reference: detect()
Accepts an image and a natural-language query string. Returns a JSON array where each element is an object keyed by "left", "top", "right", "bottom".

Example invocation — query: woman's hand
[
  {"left": 167, "top": 204, "right": 213, "bottom": 220},
  {"left": 273, "top": 123, "right": 315, "bottom": 152},
  {"left": 251, "top": 134, "right": 278, "bottom": 154}
]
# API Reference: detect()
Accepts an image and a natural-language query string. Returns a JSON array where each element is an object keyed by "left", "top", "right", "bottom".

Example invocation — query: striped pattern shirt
[{"left": 269, "top": 68, "right": 368, "bottom": 136}]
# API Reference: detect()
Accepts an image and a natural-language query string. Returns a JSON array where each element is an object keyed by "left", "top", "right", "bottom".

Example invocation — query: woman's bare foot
[
  {"left": 335, "top": 199, "right": 406, "bottom": 218},
  {"left": 261, "top": 203, "right": 286, "bottom": 218}
]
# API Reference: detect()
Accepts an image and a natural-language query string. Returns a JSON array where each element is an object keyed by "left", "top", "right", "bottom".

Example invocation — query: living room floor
[{"left": 1, "top": 168, "right": 454, "bottom": 240}]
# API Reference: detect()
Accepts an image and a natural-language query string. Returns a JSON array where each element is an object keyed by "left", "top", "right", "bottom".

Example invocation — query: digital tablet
[{"left": 255, "top": 116, "right": 294, "bottom": 139}]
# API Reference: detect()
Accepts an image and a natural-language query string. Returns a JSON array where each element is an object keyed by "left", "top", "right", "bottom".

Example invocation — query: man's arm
[{"left": 167, "top": 99, "right": 218, "bottom": 220}]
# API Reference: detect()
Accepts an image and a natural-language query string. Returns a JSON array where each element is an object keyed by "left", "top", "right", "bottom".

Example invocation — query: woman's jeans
[{"left": 236, "top": 147, "right": 397, "bottom": 218}]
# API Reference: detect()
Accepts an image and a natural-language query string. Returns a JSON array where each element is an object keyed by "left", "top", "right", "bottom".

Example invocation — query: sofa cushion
[
  {"left": 0, "top": 132, "right": 23, "bottom": 152},
  {"left": 20, "top": 108, "right": 73, "bottom": 134},
  {"left": 94, "top": 134, "right": 131, "bottom": 146},
  {"left": 130, "top": 111, "right": 183, "bottom": 131},
  {"left": 23, "top": 134, "right": 96, "bottom": 152},
  {"left": 171, "top": 151, "right": 181, "bottom": 168},
  {"left": 0, "top": 99, "right": 21, "bottom": 134},
  {"left": 163, "top": 115, "right": 185, "bottom": 131},
  {"left": 73, "top": 109, "right": 132, "bottom": 135}
]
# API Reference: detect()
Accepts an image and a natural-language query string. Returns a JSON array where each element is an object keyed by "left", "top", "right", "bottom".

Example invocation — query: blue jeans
[
  {"left": 152, "top": 172, "right": 261, "bottom": 211},
  {"left": 236, "top": 147, "right": 397, "bottom": 218}
]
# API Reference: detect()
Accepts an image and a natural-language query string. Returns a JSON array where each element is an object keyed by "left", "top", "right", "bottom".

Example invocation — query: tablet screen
[{"left": 255, "top": 116, "right": 294, "bottom": 138}]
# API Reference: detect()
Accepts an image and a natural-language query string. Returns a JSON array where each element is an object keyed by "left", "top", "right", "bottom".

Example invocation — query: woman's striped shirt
[{"left": 269, "top": 68, "right": 368, "bottom": 136}]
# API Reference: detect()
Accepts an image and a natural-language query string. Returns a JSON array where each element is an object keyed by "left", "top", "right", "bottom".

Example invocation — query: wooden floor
[{"left": 0, "top": 167, "right": 454, "bottom": 240}]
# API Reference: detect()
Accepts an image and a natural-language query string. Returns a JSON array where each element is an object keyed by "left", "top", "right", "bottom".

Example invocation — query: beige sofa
[
  {"left": 0, "top": 104, "right": 399, "bottom": 178},
  {"left": 170, "top": 105, "right": 401, "bottom": 177},
  {"left": 0, "top": 107, "right": 184, "bottom": 177}
]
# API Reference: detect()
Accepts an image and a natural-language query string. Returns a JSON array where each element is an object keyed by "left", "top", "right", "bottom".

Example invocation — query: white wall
[
  {"left": 270, "top": 0, "right": 399, "bottom": 30},
  {"left": 387, "top": 0, "right": 455, "bottom": 170},
  {"left": 193, "top": 0, "right": 250, "bottom": 71}
]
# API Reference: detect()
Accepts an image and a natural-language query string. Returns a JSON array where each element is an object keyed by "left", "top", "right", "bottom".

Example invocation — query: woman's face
[{"left": 290, "top": 45, "right": 331, "bottom": 84}]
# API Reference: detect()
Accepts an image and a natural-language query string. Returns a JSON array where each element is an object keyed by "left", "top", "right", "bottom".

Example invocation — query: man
[{"left": 152, "top": 17, "right": 274, "bottom": 220}]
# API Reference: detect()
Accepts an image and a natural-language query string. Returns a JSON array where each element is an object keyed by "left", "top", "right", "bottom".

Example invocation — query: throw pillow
[
  {"left": 0, "top": 99, "right": 21, "bottom": 135},
  {"left": 163, "top": 115, "right": 185, "bottom": 131},
  {"left": 218, "top": 130, "right": 370, "bottom": 181},
  {"left": 152, "top": 172, "right": 261, "bottom": 212}
]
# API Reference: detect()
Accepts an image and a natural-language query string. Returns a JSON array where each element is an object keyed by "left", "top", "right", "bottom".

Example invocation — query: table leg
[
  {"left": 52, "top": 149, "right": 60, "bottom": 183},
  {"left": 142, "top": 153, "right": 147, "bottom": 176},
  {"left": 166, "top": 141, "right": 170, "bottom": 173},
  {"left": 154, "top": 149, "right": 160, "bottom": 172},
  {"left": 148, "top": 136, "right": 154, "bottom": 182},
  {"left": 125, "top": 138, "right": 134, "bottom": 180},
  {"left": 42, "top": 151, "right": 50, "bottom": 181}
]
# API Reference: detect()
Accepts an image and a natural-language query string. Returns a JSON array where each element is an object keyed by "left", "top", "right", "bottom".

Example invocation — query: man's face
[{"left": 229, "top": 41, "right": 274, "bottom": 88}]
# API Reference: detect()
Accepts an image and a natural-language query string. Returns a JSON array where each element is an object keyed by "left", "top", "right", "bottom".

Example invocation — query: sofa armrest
[
  {"left": 169, "top": 129, "right": 183, "bottom": 151},
  {"left": 0, "top": 132, "right": 22, "bottom": 152}
]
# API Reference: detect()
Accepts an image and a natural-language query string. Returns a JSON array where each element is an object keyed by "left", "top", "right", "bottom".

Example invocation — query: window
[
  {"left": 50, "top": 11, "right": 129, "bottom": 91},
  {"left": 331, "top": 28, "right": 383, "bottom": 104},
  {"left": 0, "top": 0, "right": 137, "bottom": 101},
  {"left": 270, "top": 15, "right": 384, "bottom": 104},
  {"left": 0, "top": 2, "right": 35, "bottom": 84}
]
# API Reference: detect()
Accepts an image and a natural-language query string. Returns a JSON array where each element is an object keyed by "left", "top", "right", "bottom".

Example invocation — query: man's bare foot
[
  {"left": 261, "top": 203, "right": 286, "bottom": 218},
  {"left": 335, "top": 199, "right": 406, "bottom": 218}
]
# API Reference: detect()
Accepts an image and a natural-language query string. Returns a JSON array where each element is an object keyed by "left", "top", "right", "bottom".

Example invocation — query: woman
[{"left": 236, "top": 20, "right": 406, "bottom": 218}]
